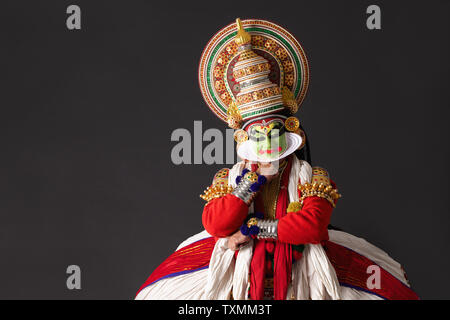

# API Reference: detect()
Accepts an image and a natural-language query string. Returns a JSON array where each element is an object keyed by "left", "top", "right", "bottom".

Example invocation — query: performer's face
[{"left": 248, "top": 120, "right": 287, "bottom": 160}]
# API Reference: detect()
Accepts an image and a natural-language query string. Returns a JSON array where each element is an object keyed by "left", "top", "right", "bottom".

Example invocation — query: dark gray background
[{"left": 0, "top": 0, "right": 449, "bottom": 299}]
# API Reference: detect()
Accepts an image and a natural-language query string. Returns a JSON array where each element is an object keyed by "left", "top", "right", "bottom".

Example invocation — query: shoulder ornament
[
  {"left": 296, "top": 167, "right": 341, "bottom": 209},
  {"left": 200, "top": 168, "right": 233, "bottom": 202}
]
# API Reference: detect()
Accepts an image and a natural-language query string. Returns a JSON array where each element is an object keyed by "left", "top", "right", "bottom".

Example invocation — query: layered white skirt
[{"left": 136, "top": 229, "right": 410, "bottom": 300}]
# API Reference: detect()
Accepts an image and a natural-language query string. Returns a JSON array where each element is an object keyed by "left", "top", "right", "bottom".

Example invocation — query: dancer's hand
[
  {"left": 228, "top": 230, "right": 251, "bottom": 251},
  {"left": 257, "top": 161, "right": 280, "bottom": 182},
  {"left": 244, "top": 160, "right": 280, "bottom": 183}
]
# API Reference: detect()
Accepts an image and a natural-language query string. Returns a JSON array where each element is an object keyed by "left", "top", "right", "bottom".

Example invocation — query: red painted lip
[{"left": 258, "top": 146, "right": 282, "bottom": 155}]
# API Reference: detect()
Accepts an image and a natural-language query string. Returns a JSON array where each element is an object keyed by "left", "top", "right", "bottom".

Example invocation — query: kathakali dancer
[{"left": 136, "top": 18, "right": 418, "bottom": 300}]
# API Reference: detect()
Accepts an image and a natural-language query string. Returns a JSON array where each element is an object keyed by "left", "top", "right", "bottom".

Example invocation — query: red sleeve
[
  {"left": 202, "top": 194, "right": 249, "bottom": 237},
  {"left": 277, "top": 196, "right": 333, "bottom": 245}
]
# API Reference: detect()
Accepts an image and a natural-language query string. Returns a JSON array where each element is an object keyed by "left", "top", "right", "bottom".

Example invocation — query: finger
[
  {"left": 236, "top": 241, "right": 248, "bottom": 250},
  {"left": 228, "top": 240, "right": 237, "bottom": 251}
]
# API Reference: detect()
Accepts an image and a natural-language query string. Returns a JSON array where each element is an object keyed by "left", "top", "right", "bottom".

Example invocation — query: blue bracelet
[
  {"left": 240, "top": 212, "right": 264, "bottom": 236},
  {"left": 235, "top": 169, "right": 267, "bottom": 192}
]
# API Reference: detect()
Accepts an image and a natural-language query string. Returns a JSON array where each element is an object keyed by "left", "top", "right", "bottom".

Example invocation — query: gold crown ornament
[
  {"left": 199, "top": 18, "right": 309, "bottom": 128},
  {"left": 231, "top": 18, "right": 285, "bottom": 122},
  {"left": 199, "top": 18, "right": 310, "bottom": 159}
]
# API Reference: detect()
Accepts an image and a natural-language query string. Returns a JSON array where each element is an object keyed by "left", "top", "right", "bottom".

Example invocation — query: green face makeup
[{"left": 249, "top": 121, "right": 287, "bottom": 160}]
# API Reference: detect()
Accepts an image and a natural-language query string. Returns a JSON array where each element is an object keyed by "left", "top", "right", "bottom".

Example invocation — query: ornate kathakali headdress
[{"left": 199, "top": 18, "right": 309, "bottom": 162}]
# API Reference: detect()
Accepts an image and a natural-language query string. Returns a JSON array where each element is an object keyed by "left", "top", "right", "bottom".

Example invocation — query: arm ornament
[
  {"left": 231, "top": 169, "right": 267, "bottom": 205},
  {"left": 255, "top": 219, "right": 278, "bottom": 240},
  {"left": 200, "top": 185, "right": 233, "bottom": 202},
  {"left": 240, "top": 212, "right": 264, "bottom": 236},
  {"left": 240, "top": 212, "right": 278, "bottom": 240},
  {"left": 200, "top": 168, "right": 233, "bottom": 202},
  {"left": 297, "top": 167, "right": 341, "bottom": 209}
]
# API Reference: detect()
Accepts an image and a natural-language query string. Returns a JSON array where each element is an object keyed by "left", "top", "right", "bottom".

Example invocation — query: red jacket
[{"left": 202, "top": 183, "right": 334, "bottom": 245}]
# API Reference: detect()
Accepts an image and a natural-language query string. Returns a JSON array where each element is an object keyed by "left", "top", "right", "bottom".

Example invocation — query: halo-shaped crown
[
  {"left": 199, "top": 18, "right": 309, "bottom": 129},
  {"left": 229, "top": 18, "right": 285, "bottom": 128}
]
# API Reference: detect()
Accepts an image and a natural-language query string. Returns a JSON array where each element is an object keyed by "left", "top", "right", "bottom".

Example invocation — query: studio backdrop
[{"left": 0, "top": 0, "right": 449, "bottom": 299}]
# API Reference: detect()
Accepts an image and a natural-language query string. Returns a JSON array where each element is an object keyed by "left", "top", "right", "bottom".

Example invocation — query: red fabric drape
[
  {"left": 324, "top": 241, "right": 419, "bottom": 300},
  {"left": 135, "top": 237, "right": 216, "bottom": 297},
  {"left": 250, "top": 157, "right": 293, "bottom": 300}
]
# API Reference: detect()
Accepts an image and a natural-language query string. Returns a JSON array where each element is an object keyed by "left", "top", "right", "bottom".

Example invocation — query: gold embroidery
[
  {"left": 311, "top": 166, "right": 331, "bottom": 185},
  {"left": 261, "top": 160, "right": 288, "bottom": 218},
  {"left": 297, "top": 182, "right": 341, "bottom": 208},
  {"left": 200, "top": 185, "right": 233, "bottom": 202},
  {"left": 295, "top": 167, "right": 341, "bottom": 208}
]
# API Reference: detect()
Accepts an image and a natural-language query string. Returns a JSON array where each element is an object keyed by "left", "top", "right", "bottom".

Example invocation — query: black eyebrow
[{"left": 249, "top": 134, "right": 266, "bottom": 141}]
